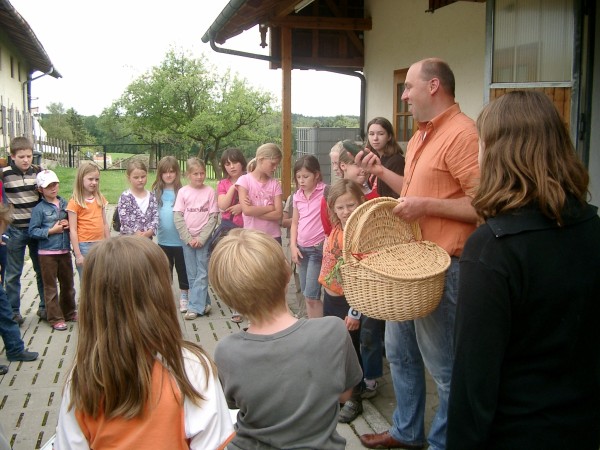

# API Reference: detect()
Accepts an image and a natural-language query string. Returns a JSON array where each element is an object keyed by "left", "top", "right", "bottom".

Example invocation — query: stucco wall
[
  {"left": 363, "top": 0, "right": 487, "bottom": 123},
  {"left": 0, "top": 32, "right": 27, "bottom": 111}
]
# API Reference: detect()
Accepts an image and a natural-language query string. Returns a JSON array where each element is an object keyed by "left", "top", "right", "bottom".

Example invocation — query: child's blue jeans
[{"left": 182, "top": 244, "right": 211, "bottom": 315}]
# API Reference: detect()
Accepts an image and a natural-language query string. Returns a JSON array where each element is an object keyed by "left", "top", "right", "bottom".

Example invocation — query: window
[
  {"left": 493, "top": 0, "right": 574, "bottom": 83},
  {"left": 393, "top": 69, "right": 415, "bottom": 146},
  {"left": 17, "top": 62, "right": 21, "bottom": 81},
  {"left": 10, "top": 56, "right": 14, "bottom": 78}
]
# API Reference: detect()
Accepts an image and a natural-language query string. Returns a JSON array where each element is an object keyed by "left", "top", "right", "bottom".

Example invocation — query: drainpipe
[
  {"left": 22, "top": 67, "right": 55, "bottom": 144},
  {"left": 22, "top": 67, "right": 55, "bottom": 111},
  {"left": 208, "top": 38, "right": 366, "bottom": 138}
]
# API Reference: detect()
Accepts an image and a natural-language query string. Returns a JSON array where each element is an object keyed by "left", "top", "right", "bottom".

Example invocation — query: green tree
[
  {"left": 40, "top": 102, "right": 72, "bottom": 141},
  {"left": 109, "top": 49, "right": 276, "bottom": 178},
  {"left": 40, "top": 103, "right": 96, "bottom": 145},
  {"left": 66, "top": 108, "right": 95, "bottom": 144}
]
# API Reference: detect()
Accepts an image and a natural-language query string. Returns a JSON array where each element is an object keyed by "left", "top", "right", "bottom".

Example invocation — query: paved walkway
[{"left": 0, "top": 228, "right": 437, "bottom": 449}]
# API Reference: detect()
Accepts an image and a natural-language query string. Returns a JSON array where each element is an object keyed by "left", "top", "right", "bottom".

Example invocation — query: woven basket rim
[{"left": 346, "top": 241, "right": 451, "bottom": 281}]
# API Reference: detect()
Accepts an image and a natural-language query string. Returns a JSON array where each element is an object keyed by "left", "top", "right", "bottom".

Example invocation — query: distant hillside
[{"left": 292, "top": 113, "right": 360, "bottom": 129}]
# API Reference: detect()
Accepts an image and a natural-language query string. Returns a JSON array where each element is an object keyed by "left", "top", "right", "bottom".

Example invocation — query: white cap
[{"left": 36, "top": 170, "right": 60, "bottom": 188}]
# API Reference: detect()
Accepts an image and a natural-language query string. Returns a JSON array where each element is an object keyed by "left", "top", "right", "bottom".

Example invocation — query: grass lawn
[{"left": 52, "top": 167, "right": 217, "bottom": 204}]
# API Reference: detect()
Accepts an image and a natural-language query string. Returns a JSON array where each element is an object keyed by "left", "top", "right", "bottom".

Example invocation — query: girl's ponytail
[{"left": 247, "top": 158, "right": 257, "bottom": 173}]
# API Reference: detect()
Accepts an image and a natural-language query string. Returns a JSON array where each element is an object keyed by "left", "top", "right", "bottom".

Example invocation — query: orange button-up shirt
[{"left": 402, "top": 103, "right": 479, "bottom": 257}]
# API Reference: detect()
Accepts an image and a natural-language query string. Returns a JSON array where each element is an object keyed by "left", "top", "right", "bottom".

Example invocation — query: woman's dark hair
[{"left": 366, "top": 117, "right": 403, "bottom": 157}]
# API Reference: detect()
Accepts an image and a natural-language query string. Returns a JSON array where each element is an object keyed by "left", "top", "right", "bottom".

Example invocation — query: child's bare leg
[{"left": 305, "top": 298, "right": 323, "bottom": 318}]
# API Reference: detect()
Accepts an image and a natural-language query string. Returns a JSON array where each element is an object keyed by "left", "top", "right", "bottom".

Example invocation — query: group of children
[{"left": 0, "top": 135, "right": 385, "bottom": 447}]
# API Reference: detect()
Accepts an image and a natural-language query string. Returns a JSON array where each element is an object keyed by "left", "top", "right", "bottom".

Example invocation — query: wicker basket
[{"left": 340, "top": 198, "right": 451, "bottom": 321}]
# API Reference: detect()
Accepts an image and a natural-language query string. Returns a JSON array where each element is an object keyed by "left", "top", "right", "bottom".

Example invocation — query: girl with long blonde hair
[
  {"left": 66, "top": 162, "right": 110, "bottom": 280},
  {"left": 236, "top": 143, "right": 283, "bottom": 242}
]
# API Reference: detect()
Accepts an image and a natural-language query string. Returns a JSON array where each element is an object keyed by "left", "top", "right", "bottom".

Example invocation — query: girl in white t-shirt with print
[
  {"left": 236, "top": 143, "right": 283, "bottom": 243},
  {"left": 173, "top": 158, "right": 219, "bottom": 320}
]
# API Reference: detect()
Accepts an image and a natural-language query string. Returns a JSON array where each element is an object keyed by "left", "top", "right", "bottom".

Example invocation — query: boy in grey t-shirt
[{"left": 210, "top": 229, "right": 362, "bottom": 450}]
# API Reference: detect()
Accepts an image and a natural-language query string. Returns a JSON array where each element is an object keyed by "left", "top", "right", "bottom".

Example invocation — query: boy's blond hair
[
  {"left": 208, "top": 229, "right": 290, "bottom": 323},
  {"left": 9, "top": 137, "right": 33, "bottom": 155}
]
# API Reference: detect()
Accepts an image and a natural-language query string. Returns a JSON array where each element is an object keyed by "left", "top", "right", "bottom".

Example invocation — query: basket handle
[
  {"left": 342, "top": 198, "right": 387, "bottom": 262},
  {"left": 348, "top": 199, "right": 422, "bottom": 254}
]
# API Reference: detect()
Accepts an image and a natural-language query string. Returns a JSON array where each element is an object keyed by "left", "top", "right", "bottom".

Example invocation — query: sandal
[
  {"left": 52, "top": 321, "right": 68, "bottom": 331},
  {"left": 231, "top": 314, "right": 243, "bottom": 324}
]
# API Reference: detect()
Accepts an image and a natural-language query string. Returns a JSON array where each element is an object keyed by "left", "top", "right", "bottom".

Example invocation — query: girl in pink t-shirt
[
  {"left": 173, "top": 158, "right": 219, "bottom": 320},
  {"left": 236, "top": 143, "right": 283, "bottom": 242},
  {"left": 290, "top": 155, "right": 327, "bottom": 318}
]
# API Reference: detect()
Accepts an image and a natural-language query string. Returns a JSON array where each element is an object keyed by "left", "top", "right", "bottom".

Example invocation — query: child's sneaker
[
  {"left": 362, "top": 379, "right": 378, "bottom": 399},
  {"left": 338, "top": 399, "right": 363, "bottom": 423},
  {"left": 179, "top": 292, "right": 189, "bottom": 313}
]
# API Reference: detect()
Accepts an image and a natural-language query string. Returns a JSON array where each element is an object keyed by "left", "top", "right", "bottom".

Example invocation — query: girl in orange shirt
[
  {"left": 55, "top": 236, "right": 234, "bottom": 449},
  {"left": 66, "top": 162, "right": 110, "bottom": 281}
]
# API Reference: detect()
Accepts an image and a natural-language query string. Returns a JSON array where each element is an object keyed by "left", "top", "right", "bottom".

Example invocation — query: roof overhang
[
  {"left": 202, "top": 0, "right": 486, "bottom": 46},
  {"left": 0, "top": 0, "right": 61, "bottom": 78},
  {"left": 202, "top": 0, "right": 369, "bottom": 71}
]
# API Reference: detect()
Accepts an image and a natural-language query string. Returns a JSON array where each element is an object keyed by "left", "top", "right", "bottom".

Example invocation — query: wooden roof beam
[
  {"left": 324, "top": 0, "right": 365, "bottom": 54},
  {"left": 268, "top": 16, "right": 372, "bottom": 31}
]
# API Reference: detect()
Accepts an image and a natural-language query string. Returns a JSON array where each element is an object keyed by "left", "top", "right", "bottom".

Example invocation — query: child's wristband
[{"left": 348, "top": 308, "right": 361, "bottom": 320}]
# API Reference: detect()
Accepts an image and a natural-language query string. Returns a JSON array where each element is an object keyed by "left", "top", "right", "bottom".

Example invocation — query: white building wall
[
  {"left": 0, "top": 35, "right": 27, "bottom": 111},
  {"left": 363, "top": 0, "right": 487, "bottom": 123}
]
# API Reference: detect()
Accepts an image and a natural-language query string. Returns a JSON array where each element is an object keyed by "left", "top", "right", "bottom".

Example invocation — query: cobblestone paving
[{"left": 1, "top": 220, "right": 438, "bottom": 449}]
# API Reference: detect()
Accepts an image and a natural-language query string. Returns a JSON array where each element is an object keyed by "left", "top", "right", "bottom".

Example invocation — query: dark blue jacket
[{"left": 28, "top": 196, "right": 71, "bottom": 251}]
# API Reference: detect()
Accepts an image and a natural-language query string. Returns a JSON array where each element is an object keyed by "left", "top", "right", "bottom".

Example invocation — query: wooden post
[{"left": 281, "top": 26, "right": 293, "bottom": 199}]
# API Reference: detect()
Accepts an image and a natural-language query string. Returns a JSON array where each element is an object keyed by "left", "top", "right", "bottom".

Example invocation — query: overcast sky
[{"left": 10, "top": 0, "right": 361, "bottom": 117}]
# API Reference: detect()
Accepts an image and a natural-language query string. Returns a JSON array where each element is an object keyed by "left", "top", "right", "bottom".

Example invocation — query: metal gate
[{"left": 68, "top": 143, "right": 158, "bottom": 170}]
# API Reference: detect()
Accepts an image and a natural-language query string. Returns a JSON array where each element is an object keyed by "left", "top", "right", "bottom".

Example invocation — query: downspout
[
  {"left": 22, "top": 67, "right": 55, "bottom": 142},
  {"left": 208, "top": 38, "right": 366, "bottom": 138},
  {"left": 23, "top": 67, "right": 55, "bottom": 111}
]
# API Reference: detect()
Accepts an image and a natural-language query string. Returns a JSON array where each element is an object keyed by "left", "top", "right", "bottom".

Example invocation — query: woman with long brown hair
[
  {"left": 364, "top": 117, "right": 405, "bottom": 198},
  {"left": 447, "top": 90, "right": 600, "bottom": 449}
]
